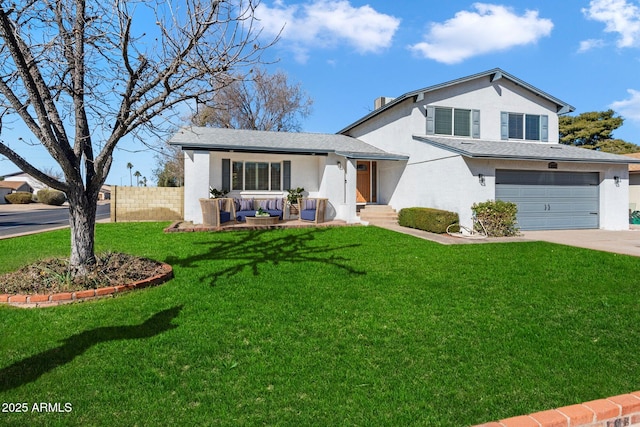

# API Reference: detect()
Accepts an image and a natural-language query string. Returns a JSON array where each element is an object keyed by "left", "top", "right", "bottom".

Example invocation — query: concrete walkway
[{"left": 370, "top": 220, "right": 640, "bottom": 257}]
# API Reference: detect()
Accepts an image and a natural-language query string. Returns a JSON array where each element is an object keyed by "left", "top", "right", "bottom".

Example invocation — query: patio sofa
[
  {"left": 234, "top": 197, "right": 286, "bottom": 222},
  {"left": 298, "top": 198, "right": 327, "bottom": 224},
  {"left": 199, "top": 198, "right": 235, "bottom": 227}
]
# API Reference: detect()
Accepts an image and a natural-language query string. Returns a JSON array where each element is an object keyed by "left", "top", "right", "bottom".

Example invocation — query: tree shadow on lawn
[
  {"left": 165, "top": 228, "right": 366, "bottom": 286},
  {"left": 0, "top": 305, "right": 183, "bottom": 392}
]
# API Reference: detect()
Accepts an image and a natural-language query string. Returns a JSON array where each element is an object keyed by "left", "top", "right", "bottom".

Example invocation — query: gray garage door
[{"left": 495, "top": 170, "right": 600, "bottom": 230}]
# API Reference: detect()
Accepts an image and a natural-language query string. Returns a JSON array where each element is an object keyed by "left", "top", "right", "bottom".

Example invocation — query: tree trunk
[{"left": 67, "top": 187, "right": 98, "bottom": 273}]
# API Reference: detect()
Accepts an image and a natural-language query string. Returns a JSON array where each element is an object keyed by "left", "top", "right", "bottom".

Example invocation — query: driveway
[
  {"left": 520, "top": 228, "right": 640, "bottom": 257},
  {"left": 374, "top": 221, "right": 640, "bottom": 257}
]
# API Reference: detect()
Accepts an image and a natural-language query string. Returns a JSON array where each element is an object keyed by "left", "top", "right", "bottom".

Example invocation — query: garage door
[{"left": 495, "top": 170, "right": 600, "bottom": 230}]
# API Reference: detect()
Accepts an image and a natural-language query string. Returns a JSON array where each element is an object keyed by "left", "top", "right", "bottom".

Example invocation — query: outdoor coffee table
[{"left": 245, "top": 215, "right": 279, "bottom": 225}]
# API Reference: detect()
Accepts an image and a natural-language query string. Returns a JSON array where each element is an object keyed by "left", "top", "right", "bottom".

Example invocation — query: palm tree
[
  {"left": 134, "top": 171, "right": 142, "bottom": 186},
  {"left": 126, "top": 162, "right": 133, "bottom": 186}
]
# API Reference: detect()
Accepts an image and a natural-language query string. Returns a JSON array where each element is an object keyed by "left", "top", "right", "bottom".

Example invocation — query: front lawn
[{"left": 1, "top": 223, "right": 639, "bottom": 426}]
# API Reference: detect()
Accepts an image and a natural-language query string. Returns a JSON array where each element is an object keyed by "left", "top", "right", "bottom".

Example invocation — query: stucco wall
[{"left": 111, "top": 186, "right": 183, "bottom": 222}]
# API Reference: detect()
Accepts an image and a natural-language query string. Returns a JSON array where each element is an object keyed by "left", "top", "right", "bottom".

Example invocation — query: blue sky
[{"left": 2, "top": 0, "right": 640, "bottom": 185}]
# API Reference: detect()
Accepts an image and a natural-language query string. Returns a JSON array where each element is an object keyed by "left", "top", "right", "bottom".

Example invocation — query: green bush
[
  {"left": 5, "top": 191, "right": 33, "bottom": 204},
  {"left": 398, "top": 207, "right": 459, "bottom": 234},
  {"left": 471, "top": 200, "right": 519, "bottom": 237},
  {"left": 37, "top": 188, "right": 66, "bottom": 206}
]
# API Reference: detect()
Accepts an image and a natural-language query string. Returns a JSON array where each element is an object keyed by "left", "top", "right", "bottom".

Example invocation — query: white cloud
[
  {"left": 577, "top": 38, "right": 607, "bottom": 52},
  {"left": 408, "top": 3, "right": 553, "bottom": 64},
  {"left": 583, "top": 0, "right": 640, "bottom": 48},
  {"left": 256, "top": 0, "right": 400, "bottom": 63},
  {"left": 611, "top": 89, "right": 640, "bottom": 121}
]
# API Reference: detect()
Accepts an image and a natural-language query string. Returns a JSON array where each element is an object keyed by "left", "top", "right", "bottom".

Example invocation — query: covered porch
[{"left": 169, "top": 126, "right": 408, "bottom": 226}]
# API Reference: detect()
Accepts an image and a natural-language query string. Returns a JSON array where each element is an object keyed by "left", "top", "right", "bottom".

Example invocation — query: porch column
[
  {"left": 183, "top": 150, "right": 211, "bottom": 223},
  {"left": 343, "top": 158, "right": 359, "bottom": 223}
]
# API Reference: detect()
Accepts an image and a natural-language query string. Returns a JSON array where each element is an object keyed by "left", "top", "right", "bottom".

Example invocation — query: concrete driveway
[{"left": 521, "top": 228, "right": 640, "bottom": 257}]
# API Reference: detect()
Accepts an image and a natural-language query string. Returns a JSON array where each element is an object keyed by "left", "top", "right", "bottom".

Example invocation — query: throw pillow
[
  {"left": 304, "top": 199, "right": 316, "bottom": 210},
  {"left": 240, "top": 199, "right": 253, "bottom": 211}
]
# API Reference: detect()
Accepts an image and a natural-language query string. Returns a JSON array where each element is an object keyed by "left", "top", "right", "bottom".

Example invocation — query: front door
[{"left": 356, "top": 161, "right": 377, "bottom": 203}]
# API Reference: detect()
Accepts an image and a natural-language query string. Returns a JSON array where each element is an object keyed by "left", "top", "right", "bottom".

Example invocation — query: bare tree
[
  {"left": 192, "top": 67, "right": 313, "bottom": 131},
  {"left": 0, "top": 0, "right": 272, "bottom": 272}
]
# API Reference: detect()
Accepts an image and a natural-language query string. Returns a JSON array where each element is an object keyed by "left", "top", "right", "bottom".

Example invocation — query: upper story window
[
  {"left": 502, "top": 112, "right": 548, "bottom": 142},
  {"left": 427, "top": 106, "right": 480, "bottom": 138}
]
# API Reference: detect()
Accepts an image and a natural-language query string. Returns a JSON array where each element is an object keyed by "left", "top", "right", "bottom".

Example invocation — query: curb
[{"left": 0, "top": 263, "right": 173, "bottom": 308}]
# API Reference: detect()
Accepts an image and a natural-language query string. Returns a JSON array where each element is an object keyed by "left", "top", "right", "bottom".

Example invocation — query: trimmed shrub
[
  {"left": 471, "top": 200, "right": 519, "bottom": 237},
  {"left": 37, "top": 189, "right": 66, "bottom": 206},
  {"left": 5, "top": 191, "right": 33, "bottom": 204},
  {"left": 398, "top": 207, "right": 459, "bottom": 234}
]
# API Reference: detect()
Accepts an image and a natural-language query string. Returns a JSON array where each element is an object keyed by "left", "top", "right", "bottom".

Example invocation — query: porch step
[{"left": 358, "top": 205, "right": 398, "bottom": 225}]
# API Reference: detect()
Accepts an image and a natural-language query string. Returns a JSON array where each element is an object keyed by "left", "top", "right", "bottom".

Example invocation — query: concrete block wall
[
  {"left": 111, "top": 186, "right": 183, "bottom": 222},
  {"left": 473, "top": 391, "right": 640, "bottom": 427}
]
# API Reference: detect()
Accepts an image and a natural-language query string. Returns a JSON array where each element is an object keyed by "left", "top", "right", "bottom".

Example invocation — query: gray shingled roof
[
  {"left": 169, "top": 126, "right": 408, "bottom": 160},
  {"left": 414, "top": 135, "right": 640, "bottom": 164}
]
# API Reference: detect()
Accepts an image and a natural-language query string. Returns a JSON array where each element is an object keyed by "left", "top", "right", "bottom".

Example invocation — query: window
[
  {"left": 427, "top": 106, "right": 478, "bottom": 138},
  {"left": 502, "top": 112, "right": 548, "bottom": 141},
  {"left": 231, "top": 161, "right": 282, "bottom": 191},
  {"left": 434, "top": 108, "right": 453, "bottom": 135}
]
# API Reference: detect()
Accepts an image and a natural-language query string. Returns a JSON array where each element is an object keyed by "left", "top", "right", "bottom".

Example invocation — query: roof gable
[{"left": 338, "top": 68, "right": 575, "bottom": 135}]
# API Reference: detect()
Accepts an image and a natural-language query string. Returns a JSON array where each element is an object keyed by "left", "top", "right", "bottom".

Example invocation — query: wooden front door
[{"left": 356, "top": 161, "right": 377, "bottom": 203}]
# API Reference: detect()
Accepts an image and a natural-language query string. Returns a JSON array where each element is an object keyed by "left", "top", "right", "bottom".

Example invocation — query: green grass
[{"left": 1, "top": 223, "right": 640, "bottom": 426}]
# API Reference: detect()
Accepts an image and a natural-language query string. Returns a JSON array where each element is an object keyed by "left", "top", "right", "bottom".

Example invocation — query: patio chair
[
  {"left": 298, "top": 197, "right": 327, "bottom": 224},
  {"left": 199, "top": 198, "right": 235, "bottom": 227}
]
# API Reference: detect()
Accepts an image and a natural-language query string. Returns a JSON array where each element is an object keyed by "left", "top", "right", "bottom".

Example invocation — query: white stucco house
[{"left": 171, "top": 68, "right": 637, "bottom": 231}]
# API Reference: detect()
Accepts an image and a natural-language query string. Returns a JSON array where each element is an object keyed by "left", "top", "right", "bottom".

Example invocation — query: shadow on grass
[
  {"left": 0, "top": 305, "right": 182, "bottom": 392},
  {"left": 166, "top": 227, "right": 366, "bottom": 285}
]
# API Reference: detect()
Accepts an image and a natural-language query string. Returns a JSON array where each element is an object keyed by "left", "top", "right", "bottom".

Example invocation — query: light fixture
[
  {"left": 337, "top": 160, "right": 343, "bottom": 170},
  {"left": 478, "top": 173, "right": 485, "bottom": 185},
  {"left": 614, "top": 176, "right": 621, "bottom": 186}
]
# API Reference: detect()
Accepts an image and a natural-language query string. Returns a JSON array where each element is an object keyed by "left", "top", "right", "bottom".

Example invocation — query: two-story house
[{"left": 171, "top": 68, "right": 634, "bottom": 230}]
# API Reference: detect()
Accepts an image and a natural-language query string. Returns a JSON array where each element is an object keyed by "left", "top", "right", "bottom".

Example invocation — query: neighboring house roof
[
  {"left": 625, "top": 153, "right": 640, "bottom": 171},
  {"left": 414, "top": 135, "right": 640, "bottom": 165},
  {"left": 338, "top": 68, "right": 575, "bottom": 135},
  {"left": 0, "top": 180, "right": 31, "bottom": 190},
  {"left": 169, "top": 126, "right": 409, "bottom": 161}
]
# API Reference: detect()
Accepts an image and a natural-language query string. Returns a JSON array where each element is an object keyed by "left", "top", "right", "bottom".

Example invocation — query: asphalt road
[{"left": 0, "top": 203, "right": 110, "bottom": 238}]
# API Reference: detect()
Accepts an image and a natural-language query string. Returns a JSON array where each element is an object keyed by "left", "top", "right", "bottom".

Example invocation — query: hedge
[
  {"left": 37, "top": 188, "right": 66, "bottom": 206},
  {"left": 5, "top": 191, "right": 33, "bottom": 204},
  {"left": 398, "top": 207, "right": 459, "bottom": 234}
]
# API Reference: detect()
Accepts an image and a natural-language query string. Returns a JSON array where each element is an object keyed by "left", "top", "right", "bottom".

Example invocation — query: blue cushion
[
  {"left": 301, "top": 209, "right": 316, "bottom": 221},
  {"left": 220, "top": 211, "right": 231, "bottom": 224},
  {"left": 236, "top": 210, "right": 256, "bottom": 222}
]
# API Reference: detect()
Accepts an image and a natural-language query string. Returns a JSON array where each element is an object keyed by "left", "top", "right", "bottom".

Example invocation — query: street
[{"left": 0, "top": 203, "right": 110, "bottom": 238}]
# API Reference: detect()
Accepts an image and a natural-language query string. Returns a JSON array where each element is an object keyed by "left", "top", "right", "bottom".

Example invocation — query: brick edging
[
  {"left": 473, "top": 391, "right": 640, "bottom": 427},
  {"left": 0, "top": 263, "right": 173, "bottom": 308}
]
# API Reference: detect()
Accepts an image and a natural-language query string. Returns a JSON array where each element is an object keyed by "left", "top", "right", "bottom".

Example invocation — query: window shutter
[
  {"left": 426, "top": 106, "right": 435, "bottom": 134},
  {"left": 222, "top": 159, "right": 230, "bottom": 192},
  {"left": 540, "top": 115, "right": 548, "bottom": 142},
  {"left": 500, "top": 112, "right": 509, "bottom": 140},
  {"left": 472, "top": 109, "right": 480, "bottom": 139},
  {"left": 283, "top": 160, "right": 291, "bottom": 190}
]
